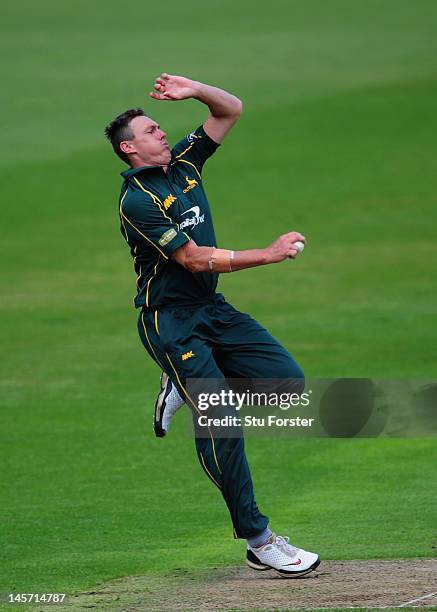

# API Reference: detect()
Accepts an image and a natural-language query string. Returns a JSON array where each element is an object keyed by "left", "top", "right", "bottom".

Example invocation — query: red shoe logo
[{"left": 286, "top": 558, "right": 302, "bottom": 566}]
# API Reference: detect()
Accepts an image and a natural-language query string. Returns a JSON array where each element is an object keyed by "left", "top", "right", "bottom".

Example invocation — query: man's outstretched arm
[
  {"left": 172, "top": 232, "right": 307, "bottom": 273},
  {"left": 150, "top": 73, "right": 242, "bottom": 143}
]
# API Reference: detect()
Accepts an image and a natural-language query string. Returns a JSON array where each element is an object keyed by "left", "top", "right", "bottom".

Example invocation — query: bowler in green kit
[{"left": 105, "top": 73, "right": 320, "bottom": 577}]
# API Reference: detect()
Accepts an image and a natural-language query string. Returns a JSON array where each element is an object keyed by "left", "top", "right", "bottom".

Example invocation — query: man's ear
[{"left": 120, "top": 141, "right": 135, "bottom": 156}]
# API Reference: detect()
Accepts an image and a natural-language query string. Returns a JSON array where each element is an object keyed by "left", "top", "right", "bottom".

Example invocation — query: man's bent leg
[
  {"left": 137, "top": 306, "right": 268, "bottom": 538},
  {"left": 212, "top": 297, "right": 305, "bottom": 386}
]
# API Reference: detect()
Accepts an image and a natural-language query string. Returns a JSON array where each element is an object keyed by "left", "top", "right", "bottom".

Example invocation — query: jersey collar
[{"left": 121, "top": 164, "right": 165, "bottom": 178}]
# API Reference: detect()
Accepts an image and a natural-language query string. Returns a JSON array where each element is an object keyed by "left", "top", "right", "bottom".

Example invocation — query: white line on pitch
[{"left": 398, "top": 591, "right": 437, "bottom": 607}]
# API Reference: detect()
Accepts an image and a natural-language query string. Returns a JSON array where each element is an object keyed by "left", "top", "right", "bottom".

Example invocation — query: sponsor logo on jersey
[
  {"left": 179, "top": 206, "right": 205, "bottom": 231},
  {"left": 182, "top": 350, "right": 195, "bottom": 361},
  {"left": 158, "top": 228, "right": 177, "bottom": 246},
  {"left": 163, "top": 194, "right": 177, "bottom": 210},
  {"left": 187, "top": 131, "right": 201, "bottom": 143},
  {"left": 183, "top": 176, "right": 199, "bottom": 193}
]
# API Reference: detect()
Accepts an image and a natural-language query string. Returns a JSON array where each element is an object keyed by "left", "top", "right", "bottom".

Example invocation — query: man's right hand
[
  {"left": 265, "top": 232, "right": 307, "bottom": 263},
  {"left": 172, "top": 232, "right": 307, "bottom": 274}
]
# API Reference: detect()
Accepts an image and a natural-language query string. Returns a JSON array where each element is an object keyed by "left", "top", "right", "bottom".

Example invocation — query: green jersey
[{"left": 118, "top": 125, "right": 221, "bottom": 309}]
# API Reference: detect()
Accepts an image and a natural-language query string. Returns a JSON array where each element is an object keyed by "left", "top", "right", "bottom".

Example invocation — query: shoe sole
[
  {"left": 246, "top": 556, "right": 321, "bottom": 578},
  {"left": 246, "top": 559, "right": 272, "bottom": 571},
  {"left": 154, "top": 373, "right": 168, "bottom": 438}
]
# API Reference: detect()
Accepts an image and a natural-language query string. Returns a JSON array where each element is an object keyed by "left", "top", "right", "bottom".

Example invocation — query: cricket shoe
[
  {"left": 246, "top": 533, "right": 320, "bottom": 578},
  {"left": 154, "top": 371, "right": 185, "bottom": 437}
]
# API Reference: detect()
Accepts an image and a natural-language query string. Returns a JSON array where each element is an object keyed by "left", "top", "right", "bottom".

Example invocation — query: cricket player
[{"left": 105, "top": 73, "right": 320, "bottom": 577}]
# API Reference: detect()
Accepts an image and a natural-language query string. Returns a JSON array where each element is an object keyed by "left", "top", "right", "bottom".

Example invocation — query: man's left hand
[{"left": 150, "top": 73, "right": 198, "bottom": 101}]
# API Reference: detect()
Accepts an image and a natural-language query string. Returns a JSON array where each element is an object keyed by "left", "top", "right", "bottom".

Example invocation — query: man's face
[{"left": 122, "top": 115, "right": 171, "bottom": 167}]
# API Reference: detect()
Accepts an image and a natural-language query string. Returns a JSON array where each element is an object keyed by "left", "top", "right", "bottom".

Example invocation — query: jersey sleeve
[
  {"left": 171, "top": 125, "right": 220, "bottom": 174},
  {"left": 120, "top": 192, "right": 190, "bottom": 259}
]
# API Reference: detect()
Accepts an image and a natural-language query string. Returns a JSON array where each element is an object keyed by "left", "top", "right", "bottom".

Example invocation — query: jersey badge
[
  {"left": 183, "top": 176, "right": 199, "bottom": 193},
  {"left": 158, "top": 228, "right": 177, "bottom": 246}
]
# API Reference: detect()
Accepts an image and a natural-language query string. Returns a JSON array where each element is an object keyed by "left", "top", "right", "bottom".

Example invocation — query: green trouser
[{"left": 138, "top": 293, "right": 304, "bottom": 538}]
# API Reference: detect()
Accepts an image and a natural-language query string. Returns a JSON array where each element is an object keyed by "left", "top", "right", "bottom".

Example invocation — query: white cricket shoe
[
  {"left": 153, "top": 372, "right": 185, "bottom": 437},
  {"left": 246, "top": 533, "right": 320, "bottom": 578}
]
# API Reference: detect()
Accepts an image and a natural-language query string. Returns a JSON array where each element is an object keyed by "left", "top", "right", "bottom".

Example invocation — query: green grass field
[{"left": 1, "top": 0, "right": 437, "bottom": 608}]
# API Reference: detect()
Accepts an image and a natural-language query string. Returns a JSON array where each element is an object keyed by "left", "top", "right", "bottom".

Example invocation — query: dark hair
[{"left": 104, "top": 108, "right": 147, "bottom": 165}]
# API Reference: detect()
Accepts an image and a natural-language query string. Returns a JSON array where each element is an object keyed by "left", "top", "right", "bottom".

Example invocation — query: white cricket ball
[{"left": 294, "top": 241, "right": 305, "bottom": 253}]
